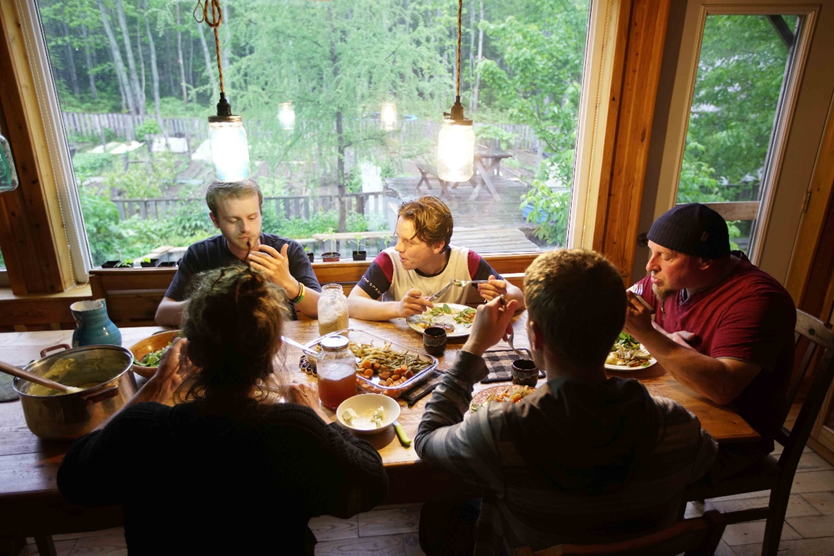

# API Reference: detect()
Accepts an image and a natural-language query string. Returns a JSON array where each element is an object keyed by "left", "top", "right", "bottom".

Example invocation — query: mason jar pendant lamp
[
  {"left": 195, "top": 0, "right": 250, "bottom": 182},
  {"left": 380, "top": 102, "right": 398, "bottom": 131},
  {"left": 278, "top": 102, "right": 296, "bottom": 132},
  {"left": 437, "top": 0, "right": 474, "bottom": 182}
]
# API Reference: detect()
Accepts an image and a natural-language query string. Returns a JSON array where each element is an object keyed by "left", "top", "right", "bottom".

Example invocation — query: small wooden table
[{"left": 0, "top": 316, "right": 758, "bottom": 545}]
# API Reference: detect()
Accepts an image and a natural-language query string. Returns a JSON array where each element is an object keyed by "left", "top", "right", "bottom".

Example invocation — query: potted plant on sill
[
  {"left": 140, "top": 257, "right": 160, "bottom": 268},
  {"left": 305, "top": 248, "right": 315, "bottom": 263},
  {"left": 321, "top": 230, "right": 341, "bottom": 262},
  {"left": 116, "top": 259, "right": 134, "bottom": 268},
  {"left": 350, "top": 235, "right": 367, "bottom": 261}
]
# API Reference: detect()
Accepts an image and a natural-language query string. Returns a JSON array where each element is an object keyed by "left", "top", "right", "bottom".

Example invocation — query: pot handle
[
  {"left": 40, "top": 344, "right": 71, "bottom": 358},
  {"left": 80, "top": 385, "right": 119, "bottom": 404}
]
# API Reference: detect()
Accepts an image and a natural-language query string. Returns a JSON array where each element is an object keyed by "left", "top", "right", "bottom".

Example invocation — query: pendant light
[
  {"left": 437, "top": 0, "right": 474, "bottom": 182},
  {"left": 380, "top": 102, "right": 398, "bottom": 131},
  {"left": 195, "top": 0, "right": 250, "bottom": 182},
  {"left": 278, "top": 102, "right": 296, "bottom": 132}
]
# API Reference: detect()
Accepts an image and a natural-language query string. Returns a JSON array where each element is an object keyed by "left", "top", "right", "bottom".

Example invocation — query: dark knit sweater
[{"left": 58, "top": 401, "right": 389, "bottom": 555}]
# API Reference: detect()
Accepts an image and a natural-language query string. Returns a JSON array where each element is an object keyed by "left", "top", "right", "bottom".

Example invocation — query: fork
[
  {"left": 497, "top": 295, "right": 525, "bottom": 359},
  {"left": 627, "top": 282, "right": 656, "bottom": 314},
  {"left": 451, "top": 279, "right": 490, "bottom": 288},
  {"left": 426, "top": 281, "right": 455, "bottom": 302}
]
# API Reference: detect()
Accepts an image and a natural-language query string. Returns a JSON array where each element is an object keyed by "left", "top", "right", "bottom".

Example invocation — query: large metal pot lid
[{"left": 14, "top": 344, "right": 134, "bottom": 398}]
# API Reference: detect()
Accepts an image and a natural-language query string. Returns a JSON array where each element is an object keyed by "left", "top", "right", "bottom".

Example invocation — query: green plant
[
  {"left": 476, "top": 125, "right": 516, "bottom": 150},
  {"left": 520, "top": 178, "right": 570, "bottom": 247},
  {"left": 72, "top": 153, "right": 114, "bottom": 182},
  {"left": 350, "top": 234, "right": 365, "bottom": 251},
  {"left": 135, "top": 119, "right": 161, "bottom": 138}
]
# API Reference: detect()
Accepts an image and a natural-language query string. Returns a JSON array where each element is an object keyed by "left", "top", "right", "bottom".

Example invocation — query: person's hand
[
  {"left": 623, "top": 291, "right": 655, "bottom": 340},
  {"left": 463, "top": 296, "right": 518, "bottom": 356},
  {"left": 248, "top": 244, "right": 297, "bottom": 292},
  {"left": 397, "top": 289, "right": 433, "bottom": 318},
  {"left": 668, "top": 330, "right": 699, "bottom": 349},
  {"left": 148, "top": 337, "right": 194, "bottom": 401},
  {"left": 477, "top": 275, "right": 508, "bottom": 302},
  {"left": 286, "top": 379, "right": 320, "bottom": 409}
]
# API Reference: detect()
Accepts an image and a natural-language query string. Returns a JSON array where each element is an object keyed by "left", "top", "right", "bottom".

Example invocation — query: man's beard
[{"left": 652, "top": 282, "right": 677, "bottom": 303}]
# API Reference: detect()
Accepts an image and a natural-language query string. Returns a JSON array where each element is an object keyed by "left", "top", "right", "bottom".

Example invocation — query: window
[{"left": 29, "top": 0, "right": 602, "bottom": 269}]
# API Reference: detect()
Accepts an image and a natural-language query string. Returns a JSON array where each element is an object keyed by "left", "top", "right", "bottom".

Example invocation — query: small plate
[
  {"left": 469, "top": 384, "right": 537, "bottom": 414},
  {"left": 604, "top": 358, "right": 657, "bottom": 372},
  {"left": 406, "top": 303, "right": 476, "bottom": 338}
]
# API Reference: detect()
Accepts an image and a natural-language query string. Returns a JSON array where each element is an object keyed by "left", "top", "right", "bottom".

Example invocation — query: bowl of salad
[{"left": 129, "top": 330, "right": 180, "bottom": 378}]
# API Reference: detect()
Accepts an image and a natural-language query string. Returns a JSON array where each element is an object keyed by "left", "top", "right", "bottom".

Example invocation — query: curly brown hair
[
  {"left": 180, "top": 264, "right": 290, "bottom": 410},
  {"left": 524, "top": 249, "right": 626, "bottom": 367},
  {"left": 397, "top": 196, "right": 454, "bottom": 251},
  {"left": 205, "top": 178, "right": 263, "bottom": 216}
]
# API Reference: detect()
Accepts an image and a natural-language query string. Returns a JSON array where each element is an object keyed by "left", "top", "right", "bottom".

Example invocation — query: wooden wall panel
[
  {"left": 593, "top": 0, "right": 671, "bottom": 279},
  {"left": 0, "top": 3, "right": 74, "bottom": 294}
]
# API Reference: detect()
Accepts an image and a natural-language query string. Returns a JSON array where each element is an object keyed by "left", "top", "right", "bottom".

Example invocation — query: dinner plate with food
[
  {"left": 469, "top": 384, "right": 538, "bottom": 414},
  {"left": 406, "top": 303, "right": 477, "bottom": 338},
  {"left": 605, "top": 332, "right": 656, "bottom": 371}
]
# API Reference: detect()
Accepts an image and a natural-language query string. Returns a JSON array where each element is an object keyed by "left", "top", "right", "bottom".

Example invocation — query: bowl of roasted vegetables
[{"left": 129, "top": 330, "right": 180, "bottom": 378}]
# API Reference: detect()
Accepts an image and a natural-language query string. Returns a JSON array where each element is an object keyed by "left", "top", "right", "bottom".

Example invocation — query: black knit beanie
[{"left": 647, "top": 204, "right": 730, "bottom": 259}]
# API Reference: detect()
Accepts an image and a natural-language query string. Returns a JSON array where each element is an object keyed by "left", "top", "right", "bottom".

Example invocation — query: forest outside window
[{"left": 34, "top": 0, "right": 593, "bottom": 267}]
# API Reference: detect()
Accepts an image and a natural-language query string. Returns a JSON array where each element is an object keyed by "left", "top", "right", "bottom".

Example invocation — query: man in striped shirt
[{"left": 415, "top": 249, "right": 717, "bottom": 555}]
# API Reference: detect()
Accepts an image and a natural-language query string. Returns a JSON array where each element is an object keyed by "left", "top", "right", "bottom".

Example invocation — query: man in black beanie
[{"left": 624, "top": 203, "right": 795, "bottom": 478}]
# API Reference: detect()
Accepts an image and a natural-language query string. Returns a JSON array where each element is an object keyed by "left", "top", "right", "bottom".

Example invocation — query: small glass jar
[
  {"left": 317, "top": 335, "right": 356, "bottom": 409},
  {"left": 318, "top": 283, "right": 349, "bottom": 336}
]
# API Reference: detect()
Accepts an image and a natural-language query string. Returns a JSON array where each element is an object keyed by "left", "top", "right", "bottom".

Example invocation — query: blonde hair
[{"left": 205, "top": 178, "right": 263, "bottom": 216}]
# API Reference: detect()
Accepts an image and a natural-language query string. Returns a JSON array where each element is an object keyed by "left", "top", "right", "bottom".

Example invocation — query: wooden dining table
[{"left": 0, "top": 313, "right": 759, "bottom": 547}]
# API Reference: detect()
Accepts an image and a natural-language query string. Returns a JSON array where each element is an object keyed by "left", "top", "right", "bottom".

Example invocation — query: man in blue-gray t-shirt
[{"left": 155, "top": 179, "right": 321, "bottom": 325}]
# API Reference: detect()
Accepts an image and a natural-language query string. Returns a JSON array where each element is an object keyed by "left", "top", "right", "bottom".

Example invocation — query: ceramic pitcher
[{"left": 70, "top": 299, "right": 122, "bottom": 347}]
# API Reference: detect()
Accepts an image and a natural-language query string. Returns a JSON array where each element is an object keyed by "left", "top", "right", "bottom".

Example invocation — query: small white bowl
[{"left": 336, "top": 394, "right": 400, "bottom": 435}]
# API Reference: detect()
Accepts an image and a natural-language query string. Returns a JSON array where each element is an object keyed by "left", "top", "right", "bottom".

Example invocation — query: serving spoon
[{"left": 0, "top": 360, "right": 83, "bottom": 395}]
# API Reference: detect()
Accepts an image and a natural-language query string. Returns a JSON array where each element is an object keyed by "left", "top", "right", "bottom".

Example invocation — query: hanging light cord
[
  {"left": 194, "top": 0, "right": 225, "bottom": 95},
  {"left": 456, "top": 0, "right": 462, "bottom": 99}
]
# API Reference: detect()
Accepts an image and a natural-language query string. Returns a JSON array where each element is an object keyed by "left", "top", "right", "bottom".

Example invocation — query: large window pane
[
  {"left": 677, "top": 14, "right": 799, "bottom": 254},
  {"left": 37, "top": 0, "right": 591, "bottom": 266}
]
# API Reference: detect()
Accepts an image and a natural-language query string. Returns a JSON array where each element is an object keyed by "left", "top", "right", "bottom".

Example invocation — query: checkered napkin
[
  {"left": 481, "top": 348, "right": 541, "bottom": 383},
  {"left": 400, "top": 369, "right": 444, "bottom": 407}
]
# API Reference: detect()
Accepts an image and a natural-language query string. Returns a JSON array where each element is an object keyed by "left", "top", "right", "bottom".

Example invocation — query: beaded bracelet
[{"left": 291, "top": 282, "right": 305, "bottom": 304}]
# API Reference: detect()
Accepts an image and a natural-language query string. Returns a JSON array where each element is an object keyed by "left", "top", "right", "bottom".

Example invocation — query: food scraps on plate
[
  {"left": 606, "top": 332, "right": 653, "bottom": 368},
  {"left": 341, "top": 406, "right": 385, "bottom": 430},
  {"left": 470, "top": 384, "right": 536, "bottom": 412}
]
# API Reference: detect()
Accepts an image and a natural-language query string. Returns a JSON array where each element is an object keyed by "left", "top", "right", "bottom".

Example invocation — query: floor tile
[
  {"left": 721, "top": 520, "right": 801, "bottom": 546},
  {"left": 796, "top": 452, "right": 834, "bottom": 473},
  {"left": 310, "top": 515, "right": 359, "bottom": 541},
  {"left": 315, "top": 534, "right": 405, "bottom": 556},
  {"left": 731, "top": 537, "right": 834, "bottom": 556},
  {"left": 791, "top": 470, "right": 834, "bottom": 493},
  {"left": 706, "top": 493, "right": 820, "bottom": 518},
  {"left": 801, "top": 491, "right": 834, "bottom": 515},
  {"left": 358, "top": 506, "right": 421, "bottom": 537},
  {"left": 18, "top": 539, "right": 76, "bottom": 556},
  {"left": 403, "top": 533, "right": 426, "bottom": 556},
  {"left": 713, "top": 539, "right": 734, "bottom": 556},
  {"left": 786, "top": 514, "right": 834, "bottom": 538},
  {"left": 68, "top": 534, "right": 127, "bottom": 555}
]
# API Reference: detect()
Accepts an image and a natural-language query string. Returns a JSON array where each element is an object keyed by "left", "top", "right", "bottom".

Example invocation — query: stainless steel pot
[{"left": 12, "top": 344, "right": 136, "bottom": 441}]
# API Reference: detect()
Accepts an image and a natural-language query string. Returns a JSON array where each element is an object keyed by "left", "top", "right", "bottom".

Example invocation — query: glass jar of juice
[
  {"left": 317, "top": 335, "right": 357, "bottom": 410},
  {"left": 318, "top": 283, "right": 349, "bottom": 336}
]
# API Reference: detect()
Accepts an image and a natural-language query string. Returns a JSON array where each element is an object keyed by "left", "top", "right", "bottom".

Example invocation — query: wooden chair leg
[
  {"left": 761, "top": 486, "right": 791, "bottom": 556},
  {"left": 34, "top": 535, "right": 57, "bottom": 556}
]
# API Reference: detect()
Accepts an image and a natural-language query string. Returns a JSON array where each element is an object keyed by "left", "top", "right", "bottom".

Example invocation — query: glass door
[{"left": 638, "top": 0, "right": 834, "bottom": 284}]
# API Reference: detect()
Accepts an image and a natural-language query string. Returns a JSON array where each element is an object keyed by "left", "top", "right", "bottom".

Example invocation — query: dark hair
[
  {"left": 524, "top": 249, "right": 626, "bottom": 367},
  {"left": 398, "top": 196, "right": 454, "bottom": 250},
  {"left": 180, "top": 264, "right": 289, "bottom": 410},
  {"left": 205, "top": 178, "right": 263, "bottom": 216}
]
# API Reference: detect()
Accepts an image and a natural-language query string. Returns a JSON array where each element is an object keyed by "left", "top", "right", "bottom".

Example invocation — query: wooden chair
[
  {"left": 516, "top": 509, "right": 762, "bottom": 556},
  {"left": 684, "top": 309, "right": 834, "bottom": 556}
]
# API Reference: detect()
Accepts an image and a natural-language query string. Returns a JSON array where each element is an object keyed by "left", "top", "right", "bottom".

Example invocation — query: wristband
[{"left": 291, "top": 282, "right": 305, "bottom": 304}]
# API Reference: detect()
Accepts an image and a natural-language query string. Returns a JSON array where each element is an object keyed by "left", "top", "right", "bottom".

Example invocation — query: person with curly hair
[{"left": 59, "top": 265, "right": 388, "bottom": 555}]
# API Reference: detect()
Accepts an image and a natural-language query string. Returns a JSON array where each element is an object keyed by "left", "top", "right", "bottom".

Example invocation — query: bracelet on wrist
[{"left": 290, "top": 282, "right": 305, "bottom": 304}]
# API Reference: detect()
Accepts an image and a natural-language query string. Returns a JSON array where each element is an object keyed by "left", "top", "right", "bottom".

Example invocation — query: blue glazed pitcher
[{"left": 70, "top": 299, "right": 122, "bottom": 347}]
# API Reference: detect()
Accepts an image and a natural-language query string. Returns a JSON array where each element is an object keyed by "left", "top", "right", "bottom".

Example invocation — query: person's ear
[
  {"left": 209, "top": 212, "right": 220, "bottom": 229},
  {"left": 698, "top": 257, "right": 715, "bottom": 271},
  {"left": 431, "top": 242, "right": 446, "bottom": 255},
  {"left": 528, "top": 320, "right": 545, "bottom": 351}
]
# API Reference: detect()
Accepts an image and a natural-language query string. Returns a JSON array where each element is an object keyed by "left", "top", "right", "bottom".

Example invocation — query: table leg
[{"left": 471, "top": 159, "right": 501, "bottom": 200}]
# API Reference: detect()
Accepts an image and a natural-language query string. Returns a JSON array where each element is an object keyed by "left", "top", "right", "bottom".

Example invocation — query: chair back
[
  {"left": 515, "top": 509, "right": 761, "bottom": 556},
  {"left": 776, "top": 310, "right": 834, "bottom": 471}
]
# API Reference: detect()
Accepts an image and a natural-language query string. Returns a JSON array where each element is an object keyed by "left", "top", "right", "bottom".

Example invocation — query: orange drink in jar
[{"left": 317, "top": 335, "right": 357, "bottom": 409}]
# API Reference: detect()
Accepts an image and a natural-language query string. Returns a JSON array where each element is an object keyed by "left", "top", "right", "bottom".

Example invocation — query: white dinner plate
[
  {"left": 604, "top": 358, "right": 657, "bottom": 372},
  {"left": 406, "top": 303, "right": 476, "bottom": 338}
]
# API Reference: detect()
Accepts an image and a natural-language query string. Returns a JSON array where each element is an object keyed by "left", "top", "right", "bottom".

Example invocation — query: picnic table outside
[{"left": 415, "top": 149, "right": 514, "bottom": 201}]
